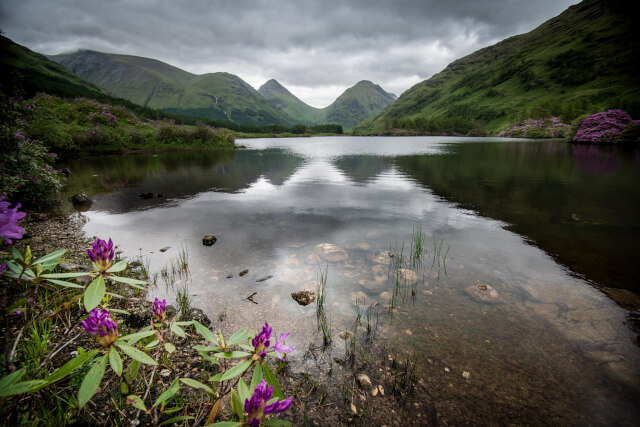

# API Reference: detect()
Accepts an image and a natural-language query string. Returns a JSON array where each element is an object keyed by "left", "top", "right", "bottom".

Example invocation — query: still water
[{"left": 61, "top": 136, "right": 640, "bottom": 424}]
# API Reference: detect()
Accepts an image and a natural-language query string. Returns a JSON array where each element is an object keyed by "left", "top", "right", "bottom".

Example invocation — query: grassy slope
[
  {"left": 355, "top": 0, "right": 640, "bottom": 134},
  {"left": 325, "top": 80, "right": 397, "bottom": 130},
  {"left": 0, "top": 36, "right": 108, "bottom": 99},
  {"left": 259, "top": 79, "right": 396, "bottom": 130},
  {"left": 51, "top": 51, "right": 297, "bottom": 126}
]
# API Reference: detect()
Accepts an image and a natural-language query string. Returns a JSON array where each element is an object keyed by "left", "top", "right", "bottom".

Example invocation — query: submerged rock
[
  {"left": 314, "top": 243, "right": 349, "bottom": 262},
  {"left": 370, "top": 251, "right": 392, "bottom": 265},
  {"left": 397, "top": 268, "right": 418, "bottom": 285},
  {"left": 464, "top": 284, "right": 503, "bottom": 304},
  {"left": 291, "top": 290, "right": 316, "bottom": 306},
  {"left": 202, "top": 235, "right": 217, "bottom": 246},
  {"left": 69, "top": 192, "right": 92, "bottom": 206}
]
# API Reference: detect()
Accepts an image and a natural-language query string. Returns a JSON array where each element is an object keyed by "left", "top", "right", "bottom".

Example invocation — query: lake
[{"left": 60, "top": 136, "right": 640, "bottom": 424}]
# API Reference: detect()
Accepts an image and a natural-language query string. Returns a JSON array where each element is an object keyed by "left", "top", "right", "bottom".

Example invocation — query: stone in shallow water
[
  {"left": 291, "top": 290, "right": 316, "bottom": 306},
  {"left": 370, "top": 251, "right": 392, "bottom": 265},
  {"left": 397, "top": 268, "right": 418, "bottom": 285},
  {"left": 464, "top": 284, "right": 503, "bottom": 304},
  {"left": 202, "top": 235, "right": 217, "bottom": 246},
  {"left": 314, "top": 243, "right": 349, "bottom": 262}
]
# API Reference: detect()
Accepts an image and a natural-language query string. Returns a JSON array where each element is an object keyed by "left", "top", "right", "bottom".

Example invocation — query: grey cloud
[{"left": 0, "top": 0, "right": 576, "bottom": 106}]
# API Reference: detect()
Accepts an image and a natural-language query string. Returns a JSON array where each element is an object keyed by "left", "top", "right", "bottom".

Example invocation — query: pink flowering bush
[
  {"left": 498, "top": 117, "right": 570, "bottom": 138},
  {"left": 570, "top": 109, "right": 640, "bottom": 144}
]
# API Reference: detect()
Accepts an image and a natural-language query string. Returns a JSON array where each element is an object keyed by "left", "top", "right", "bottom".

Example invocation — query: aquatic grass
[
  {"left": 176, "top": 282, "right": 191, "bottom": 315},
  {"left": 409, "top": 225, "right": 426, "bottom": 267}
]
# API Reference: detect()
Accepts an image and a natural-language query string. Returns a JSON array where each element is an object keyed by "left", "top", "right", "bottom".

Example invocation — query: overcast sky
[{"left": 1, "top": 0, "right": 577, "bottom": 108}]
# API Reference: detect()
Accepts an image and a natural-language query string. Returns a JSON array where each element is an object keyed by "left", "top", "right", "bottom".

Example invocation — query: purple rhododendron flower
[
  {"left": 273, "top": 333, "right": 293, "bottom": 361},
  {"left": 573, "top": 110, "right": 634, "bottom": 144},
  {"left": 0, "top": 264, "right": 6, "bottom": 275},
  {"left": 244, "top": 379, "right": 293, "bottom": 426},
  {"left": 0, "top": 196, "right": 26, "bottom": 244},
  {"left": 82, "top": 308, "right": 118, "bottom": 347},
  {"left": 152, "top": 297, "right": 167, "bottom": 322},
  {"left": 88, "top": 238, "right": 114, "bottom": 272},
  {"left": 252, "top": 323, "right": 272, "bottom": 359}
]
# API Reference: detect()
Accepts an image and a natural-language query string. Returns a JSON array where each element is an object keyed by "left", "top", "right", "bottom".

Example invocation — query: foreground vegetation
[{"left": 0, "top": 202, "right": 295, "bottom": 425}]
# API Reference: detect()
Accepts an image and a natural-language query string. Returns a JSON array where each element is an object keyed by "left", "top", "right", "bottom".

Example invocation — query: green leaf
[
  {"left": 263, "top": 421, "right": 292, "bottom": 427},
  {"left": 180, "top": 378, "right": 214, "bottom": 395},
  {"left": 213, "top": 351, "right": 251, "bottom": 359},
  {"left": 262, "top": 365, "right": 283, "bottom": 400},
  {"left": 209, "top": 373, "right": 223, "bottom": 383},
  {"left": 108, "top": 275, "right": 147, "bottom": 289},
  {"left": 0, "top": 368, "right": 26, "bottom": 390},
  {"left": 109, "top": 346, "right": 123, "bottom": 376},
  {"left": 107, "top": 260, "right": 127, "bottom": 273},
  {"left": 11, "top": 247, "right": 23, "bottom": 261},
  {"left": 41, "top": 272, "right": 92, "bottom": 279},
  {"left": 118, "top": 330, "right": 157, "bottom": 342},
  {"left": 164, "top": 342, "right": 176, "bottom": 353},
  {"left": 126, "top": 395, "right": 147, "bottom": 411},
  {"left": 116, "top": 343, "right": 158, "bottom": 365},
  {"left": 144, "top": 339, "right": 159, "bottom": 349},
  {"left": 170, "top": 322, "right": 185, "bottom": 338},
  {"left": 0, "top": 380, "right": 47, "bottom": 397},
  {"left": 78, "top": 354, "right": 108, "bottom": 408},
  {"left": 193, "top": 321, "right": 218, "bottom": 345},
  {"left": 44, "top": 350, "right": 98, "bottom": 385},
  {"left": 239, "top": 344, "right": 255, "bottom": 352},
  {"left": 237, "top": 378, "right": 250, "bottom": 403},
  {"left": 226, "top": 327, "right": 251, "bottom": 346},
  {"left": 220, "top": 360, "right": 251, "bottom": 381},
  {"left": 107, "top": 308, "right": 130, "bottom": 315},
  {"left": 194, "top": 345, "right": 219, "bottom": 352},
  {"left": 251, "top": 364, "right": 263, "bottom": 390},
  {"left": 159, "top": 416, "right": 195, "bottom": 425},
  {"left": 153, "top": 378, "right": 180, "bottom": 407},
  {"left": 33, "top": 249, "right": 66, "bottom": 266},
  {"left": 124, "top": 359, "right": 141, "bottom": 384},
  {"left": 231, "top": 388, "right": 243, "bottom": 420},
  {"left": 204, "top": 422, "right": 243, "bottom": 427},
  {"left": 175, "top": 321, "right": 194, "bottom": 326},
  {"left": 83, "top": 276, "right": 105, "bottom": 311},
  {"left": 24, "top": 246, "right": 32, "bottom": 264},
  {"left": 45, "top": 278, "right": 84, "bottom": 289}
]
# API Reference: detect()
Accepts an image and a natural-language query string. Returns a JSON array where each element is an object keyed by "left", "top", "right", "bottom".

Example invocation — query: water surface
[{"left": 60, "top": 136, "right": 640, "bottom": 424}]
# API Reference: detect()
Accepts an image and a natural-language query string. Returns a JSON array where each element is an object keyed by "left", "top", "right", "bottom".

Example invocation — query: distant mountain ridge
[
  {"left": 51, "top": 51, "right": 396, "bottom": 129},
  {"left": 258, "top": 79, "right": 396, "bottom": 130},
  {"left": 354, "top": 0, "right": 640, "bottom": 134},
  {"left": 51, "top": 50, "right": 295, "bottom": 126}
]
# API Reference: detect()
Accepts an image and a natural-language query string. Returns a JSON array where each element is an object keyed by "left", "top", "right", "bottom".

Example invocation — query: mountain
[
  {"left": 259, "top": 79, "right": 396, "bottom": 130},
  {"left": 354, "top": 0, "right": 640, "bottom": 134},
  {"left": 0, "top": 35, "right": 107, "bottom": 99},
  {"left": 258, "top": 79, "right": 323, "bottom": 124},
  {"left": 51, "top": 50, "right": 296, "bottom": 126},
  {"left": 324, "top": 80, "right": 396, "bottom": 130}
]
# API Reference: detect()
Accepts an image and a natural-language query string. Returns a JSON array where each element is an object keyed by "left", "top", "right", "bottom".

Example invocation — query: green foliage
[{"left": 0, "top": 94, "right": 64, "bottom": 205}]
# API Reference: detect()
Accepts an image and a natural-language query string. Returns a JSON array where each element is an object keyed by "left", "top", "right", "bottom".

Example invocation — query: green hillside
[
  {"left": 258, "top": 79, "right": 324, "bottom": 124},
  {"left": 259, "top": 79, "right": 396, "bottom": 130},
  {"left": 325, "top": 80, "right": 396, "bottom": 130},
  {"left": 354, "top": 0, "right": 640, "bottom": 135},
  {"left": 0, "top": 36, "right": 108, "bottom": 99},
  {"left": 51, "top": 51, "right": 297, "bottom": 126}
]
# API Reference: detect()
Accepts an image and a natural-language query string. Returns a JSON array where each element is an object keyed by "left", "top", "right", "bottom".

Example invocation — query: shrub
[
  {"left": 0, "top": 94, "right": 63, "bottom": 205},
  {"left": 569, "top": 109, "right": 639, "bottom": 144}
]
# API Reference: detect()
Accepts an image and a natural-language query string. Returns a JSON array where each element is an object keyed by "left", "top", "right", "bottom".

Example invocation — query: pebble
[
  {"left": 356, "top": 373, "right": 372, "bottom": 388},
  {"left": 462, "top": 371, "right": 471, "bottom": 379},
  {"left": 444, "top": 367, "right": 450, "bottom": 373},
  {"left": 160, "top": 369, "right": 171, "bottom": 377},
  {"left": 314, "top": 243, "right": 349, "bottom": 262},
  {"left": 464, "top": 284, "right": 503, "bottom": 304}
]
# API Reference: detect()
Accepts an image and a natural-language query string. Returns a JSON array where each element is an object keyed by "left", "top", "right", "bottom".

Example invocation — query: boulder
[
  {"left": 202, "top": 235, "right": 217, "bottom": 246},
  {"left": 314, "top": 243, "right": 349, "bottom": 262},
  {"left": 464, "top": 284, "right": 503, "bottom": 304},
  {"left": 291, "top": 290, "right": 316, "bottom": 306},
  {"left": 69, "top": 192, "right": 92, "bottom": 206}
]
